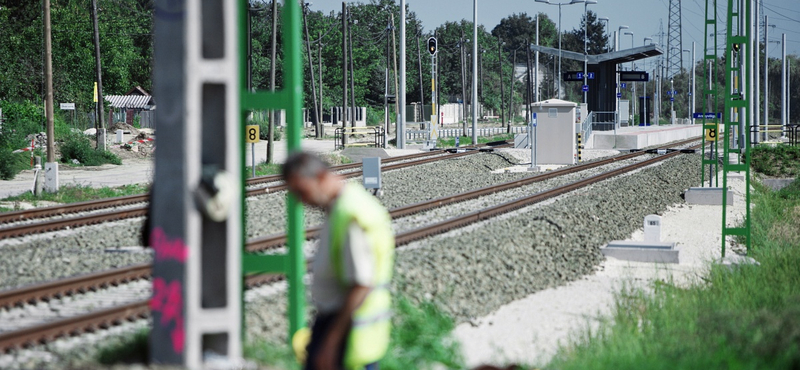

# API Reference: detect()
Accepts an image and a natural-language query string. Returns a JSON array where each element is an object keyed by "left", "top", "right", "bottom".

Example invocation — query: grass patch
[
  {"left": 1, "top": 183, "right": 149, "bottom": 204},
  {"left": 437, "top": 133, "right": 513, "bottom": 148},
  {"left": 319, "top": 152, "right": 353, "bottom": 166},
  {"left": 95, "top": 328, "right": 149, "bottom": 365},
  {"left": 548, "top": 178, "right": 800, "bottom": 369},
  {"left": 247, "top": 161, "right": 282, "bottom": 178},
  {"left": 245, "top": 297, "right": 464, "bottom": 370},
  {"left": 750, "top": 144, "right": 800, "bottom": 177}
]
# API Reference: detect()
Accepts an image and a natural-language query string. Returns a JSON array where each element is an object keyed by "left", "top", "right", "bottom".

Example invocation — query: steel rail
[
  {"left": 0, "top": 143, "right": 503, "bottom": 225},
  {"left": 245, "top": 137, "right": 702, "bottom": 251},
  {"left": 0, "top": 140, "right": 700, "bottom": 352},
  {"left": 0, "top": 145, "right": 506, "bottom": 240}
]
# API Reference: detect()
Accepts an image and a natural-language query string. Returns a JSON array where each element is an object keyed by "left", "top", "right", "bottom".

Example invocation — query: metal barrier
[
  {"left": 334, "top": 126, "right": 385, "bottom": 150},
  {"left": 590, "top": 111, "right": 618, "bottom": 132},
  {"left": 404, "top": 126, "right": 527, "bottom": 142},
  {"left": 749, "top": 124, "right": 800, "bottom": 146}
]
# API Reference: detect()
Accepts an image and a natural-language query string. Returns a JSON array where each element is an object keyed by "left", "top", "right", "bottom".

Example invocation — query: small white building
[{"left": 530, "top": 99, "right": 578, "bottom": 165}]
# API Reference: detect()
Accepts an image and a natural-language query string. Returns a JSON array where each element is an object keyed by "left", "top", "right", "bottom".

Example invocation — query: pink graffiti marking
[
  {"left": 149, "top": 227, "right": 187, "bottom": 354},
  {"left": 150, "top": 227, "right": 188, "bottom": 263},
  {"left": 151, "top": 277, "right": 185, "bottom": 354}
]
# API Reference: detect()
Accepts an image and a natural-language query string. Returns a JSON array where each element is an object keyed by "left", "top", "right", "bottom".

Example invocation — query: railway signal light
[{"left": 427, "top": 37, "right": 437, "bottom": 55}]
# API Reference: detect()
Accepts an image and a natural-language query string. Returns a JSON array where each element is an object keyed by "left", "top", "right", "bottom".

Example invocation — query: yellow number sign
[
  {"left": 246, "top": 125, "right": 260, "bottom": 143},
  {"left": 704, "top": 123, "right": 719, "bottom": 142}
]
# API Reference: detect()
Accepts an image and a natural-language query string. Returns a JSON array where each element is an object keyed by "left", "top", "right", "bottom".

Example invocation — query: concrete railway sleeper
[{"left": 0, "top": 139, "right": 703, "bottom": 353}]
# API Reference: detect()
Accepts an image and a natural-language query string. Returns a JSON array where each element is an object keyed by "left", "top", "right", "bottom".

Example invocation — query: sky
[{"left": 312, "top": 0, "right": 800, "bottom": 62}]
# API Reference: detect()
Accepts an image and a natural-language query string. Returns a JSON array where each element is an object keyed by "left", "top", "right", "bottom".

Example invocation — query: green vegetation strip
[
  {"left": 437, "top": 133, "right": 514, "bottom": 148},
  {"left": 0, "top": 184, "right": 149, "bottom": 208},
  {"left": 548, "top": 178, "right": 800, "bottom": 369},
  {"left": 749, "top": 144, "right": 800, "bottom": 178}
]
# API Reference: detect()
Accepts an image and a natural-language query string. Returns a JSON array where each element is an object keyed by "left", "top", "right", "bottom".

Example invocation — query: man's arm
[{"left": 315, "top": 285, "right": 371, "bottom": 370}]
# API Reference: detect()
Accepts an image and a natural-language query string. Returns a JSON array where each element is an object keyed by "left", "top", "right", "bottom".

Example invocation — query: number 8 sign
[{"left": 246, "top": 125, "right": 260, "bottom": 143}]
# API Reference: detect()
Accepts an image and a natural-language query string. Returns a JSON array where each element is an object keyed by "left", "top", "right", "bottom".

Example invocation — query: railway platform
[{"left": 589, "top": 124, "right": 702, "bottom": 150}]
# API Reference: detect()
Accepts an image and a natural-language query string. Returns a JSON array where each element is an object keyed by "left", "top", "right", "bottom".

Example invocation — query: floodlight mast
[{"left": 535, "top": 0, "right": 585, "bottom": 99}]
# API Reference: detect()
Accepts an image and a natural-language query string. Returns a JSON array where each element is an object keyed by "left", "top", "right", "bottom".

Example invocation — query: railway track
[
  {"left": 0, "top": 138, "right": 702, "bottom": 352},
  {"left": 0, "top": 143, "right": 508, "bottom": 240}
]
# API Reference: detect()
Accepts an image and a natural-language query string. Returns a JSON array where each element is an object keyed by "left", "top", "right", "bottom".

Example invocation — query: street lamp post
[
  {"left": 535, "top": 0, "right": 585, "bottom": 99},
  {"left": 644, "top": 37, "right": 652, "bottom": 125},
  {"left": 670, "top": 78, "right": 674, "bottom": 124},
  {"left": 616, "top": 25, "right": 628, "bottom": 126},
  {"left": 583, "top": 0, "right": 597, "bottom": 104},
  {"left": 624, "top": 31, "right": 634, "bottom": 117}
]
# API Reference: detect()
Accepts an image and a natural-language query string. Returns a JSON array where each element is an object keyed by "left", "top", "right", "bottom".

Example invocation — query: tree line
[{"left": 1, "top": 0, "right": 797, "bottom": 127}]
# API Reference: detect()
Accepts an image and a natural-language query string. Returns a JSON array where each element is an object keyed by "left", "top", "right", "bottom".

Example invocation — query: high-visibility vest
[{"left": 329, "top": 183, "right": 395, "bottom": 370}]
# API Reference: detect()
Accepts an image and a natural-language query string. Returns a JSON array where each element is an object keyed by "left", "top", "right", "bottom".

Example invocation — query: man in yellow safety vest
[{"left": 283, "top": 152, "right": 395, "bottom": 370}]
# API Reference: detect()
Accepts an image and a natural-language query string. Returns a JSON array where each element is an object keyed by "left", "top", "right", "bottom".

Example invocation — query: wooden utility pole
[
  {"left": 509, "top": 50, "right": 516, "bottom": 127},
  {"left": 90, "top": 0, "right": 105, "bottom": 150},
  {"left": 460, "top": 33, "right": 466, "bottom": 134},
  {"left": 302, "top": 3, "right": 321, "bottom": 139},
  {"left": 416, "top": 26, "right": 424, "bottom": 111},
  {"left": 267, "top": 0, "right": 278, "bottom": 163},
  {"left": 342, "top": 2, "right": 348, "bottom": 145},
  {"left": 44, "top": 0, "right": 55, "bottom": 162},
  {"left": 349, "top": 18, "right": 356, "bottom": 127},
  {"left": 319, "top": 32, "right": 324, "bottom": 138},
  {"left": 499, "top": 37, "right": 506, "bottom": 132},
  {"left": 391, "top": 14, "right": 399, "bottom": 118}
]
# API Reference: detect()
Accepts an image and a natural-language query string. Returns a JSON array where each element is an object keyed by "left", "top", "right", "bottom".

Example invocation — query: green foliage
[
  {"left": 381, "top": 297, "right": 465, "bottom": 370},
  {"left": 750, "top": 144, "right": 800, "bottom": 178},
  {"left": 95, "top": 328, "right": 149, "bottom": 365},
  {"left": 0, "top": 148, "right": 31, "bottom": 180},
  {"left": 548, "top": 180, "right": 800, "bottom": 370},
  {"left": 244, "top": 340, "right": 301, "bottom": 370},
  {"left": 437, "top": 133, "right": 513, "bottom": 148},
  {"left": 0, "top": 0, "right": 153, "bottom": 109},
  {"left": 366, "top": 106, "right": 383, "bottom": 126},
  {"left": 59, "top": 133, "right": 121, "bottom": 166},
  {"left": 247, "top": 161, "right": 282, "bottom": 178}
]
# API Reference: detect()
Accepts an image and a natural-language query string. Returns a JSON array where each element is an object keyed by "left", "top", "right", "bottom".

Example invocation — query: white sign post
[{"left": 59, "top": 103, "right": 75, "bottom": 110}]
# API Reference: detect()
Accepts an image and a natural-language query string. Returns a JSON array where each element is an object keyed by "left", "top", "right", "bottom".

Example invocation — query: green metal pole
[
  {"left": 281, "top": 0, "right": 307, "bottom": 339},
  {"left": 239, "top": 0, "right": 307, "bottom": 345}
]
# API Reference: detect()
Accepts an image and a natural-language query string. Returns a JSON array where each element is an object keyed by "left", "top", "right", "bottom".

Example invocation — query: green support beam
[
  {"left": 239, "top": 0, "right": 307, "bottom": 343},
  {"left": 721, "top": 0, "right": 752, "bottom": 256},
  {"left": 702, "top": 0, "right": 720, "bottom": 187}
]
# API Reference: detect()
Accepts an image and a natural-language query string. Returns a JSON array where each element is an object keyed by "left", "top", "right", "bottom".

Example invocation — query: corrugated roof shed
[{"left": 105, "top": 95, "right": 154, "bottom": 109}]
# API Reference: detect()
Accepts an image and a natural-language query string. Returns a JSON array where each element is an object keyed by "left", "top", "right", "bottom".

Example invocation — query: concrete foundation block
[
  {"left": 762, "top": 178, "right": 795, "bottom": 191},
  {"left": 685, "top": 187, "right": 734, "bottom": 205},
  {"left": 601, "top": 241, "right": 680, "bottom": 264},
  {"left": 727, "top": 172, "right": 745, "bottom": 180},
  {"left": 44, "top": 162, "right": 59, "bottom": 193}
]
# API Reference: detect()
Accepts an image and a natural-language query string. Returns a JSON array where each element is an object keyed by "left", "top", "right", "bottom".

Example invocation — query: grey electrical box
[{"left": 362, "top": 157, "right": 381, "bottom": 189}]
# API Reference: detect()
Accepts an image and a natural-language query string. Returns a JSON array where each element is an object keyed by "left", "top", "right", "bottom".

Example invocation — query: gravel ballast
[{"left": 244, "top": 152, "right": 703, "bottom": 344}]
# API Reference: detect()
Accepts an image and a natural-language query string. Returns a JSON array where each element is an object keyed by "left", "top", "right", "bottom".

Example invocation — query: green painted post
[
  {"left": 701, "top": 0, "right": 719, "bottom": 188},
  {"left": 281, "top": 0, "right": 307, "bottom": 339},
  {"left": 239, "top": 0, "right": 307, "bottom": 344},
  {"left": 721, "top": 0, "right": 752, "bottom": 256}
]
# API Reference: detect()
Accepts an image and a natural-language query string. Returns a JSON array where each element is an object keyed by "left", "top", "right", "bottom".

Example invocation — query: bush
[
  {"left": 0, "top": 101, "right": 43, "bottom": 179},
  {"left": 59, "top": 133, "right": 121, "bottom": 166},
  {"left": 366, "top": 106, "right": 384, "bottom": 126},
  {"left": 0, "top": 147, "right": 30, "bottom": 180}
]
